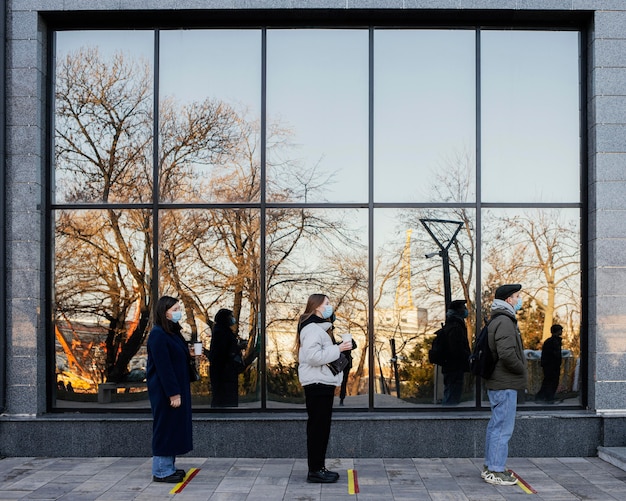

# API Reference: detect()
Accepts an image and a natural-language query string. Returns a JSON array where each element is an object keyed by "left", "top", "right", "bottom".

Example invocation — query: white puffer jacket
[{"left": 298, "top": 321, "right": 343, "bottom": 387}]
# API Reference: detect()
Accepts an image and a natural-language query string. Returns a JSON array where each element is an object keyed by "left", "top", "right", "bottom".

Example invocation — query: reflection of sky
[
  {"left": 482, "top": 31, "right": 580, "bottom": 203},
  {"left": 56, "top": 30, "right": 154, "bottom": 61},
  {"left": 160, "top": 30, "right": 261, "bottom": 115},
  {"left": 55, "top": 28, "right": 580, "bottom": 206},
  {"left": 374, "top": 30, "right": 476, "bottom": 203},
  {"left": 267, "top": 30, "right": 369, "bottom": 203},
  {"left": 54, "top": 26, "right": 582, "bottom": 283}
]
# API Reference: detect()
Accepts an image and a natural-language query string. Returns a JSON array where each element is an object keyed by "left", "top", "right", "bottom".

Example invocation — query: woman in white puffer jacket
[{"left": 296, "top": 293, "right": 352, "bottom": 484}]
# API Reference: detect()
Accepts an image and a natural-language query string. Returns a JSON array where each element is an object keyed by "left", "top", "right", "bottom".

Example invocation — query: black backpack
[
  {"left": 468, "top": 313, "right": 504, "bottom": 378},
  {"left": 428, "top": 323, "right": 448, "bottom": 365}
]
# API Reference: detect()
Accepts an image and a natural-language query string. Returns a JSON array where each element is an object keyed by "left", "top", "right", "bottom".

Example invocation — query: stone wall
[{"left": 3, "top": 0, "right": 626, "bottom": 456}]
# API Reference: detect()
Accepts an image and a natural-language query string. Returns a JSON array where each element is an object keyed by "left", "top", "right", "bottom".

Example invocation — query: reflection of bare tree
[
  {"left": 55, "top": 48, "right": 152, "bottom": 203},
  {"left": 401, "top": 151, "right": 476, "bottom": 331},
  {"left": 55, "top": 47, "right": 361, "bottom": 391},
  {"left": 55, "top": 48, "right": 241, "bottom": 382},
  {"left": 55, "top": 209, "right": 152, "bottom": 383},
  {"left": 484, "top": 210, "right": 580, "bottom": 342}
]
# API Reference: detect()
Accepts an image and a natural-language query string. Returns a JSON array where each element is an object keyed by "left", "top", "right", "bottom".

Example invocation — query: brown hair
[{"left": 294, "top": 293, "right": 328, "bottom": 353}]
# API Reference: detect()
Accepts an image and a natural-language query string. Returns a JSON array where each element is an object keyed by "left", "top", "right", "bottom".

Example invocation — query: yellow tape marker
[
  {"left": 509, "top": 469, "right": 537, "bottom": 494},
  {"left": 347, "top": 469, "right": 359, "bottom": 494},
  {"left": 169, "top": 467, "right": 200, "bottom": 494}
]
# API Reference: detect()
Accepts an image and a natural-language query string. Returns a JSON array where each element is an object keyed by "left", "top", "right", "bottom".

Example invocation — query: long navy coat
[
  {"left": 146, "top": 325, "right": 193, "bottom": 456},
  {"left": 208, "top": 323, "right": 241, "bottom": 407}
]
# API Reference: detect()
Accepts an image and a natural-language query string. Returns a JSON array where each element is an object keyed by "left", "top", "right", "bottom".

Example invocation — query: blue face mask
[
  {"left": 170, "top": 310, "right": 182, "bottom": 323},
  {"left": 321, "top": 304, "right": 333, "bottom": 319},
  {"left": 229, "top": 316, "right": 236, "bottom": 326},
  {"left": 513, "top": 297, "right": 522, "bottom": 312},
  {"left": 463, "top": 309, "right": 469, "bottom": 319}
]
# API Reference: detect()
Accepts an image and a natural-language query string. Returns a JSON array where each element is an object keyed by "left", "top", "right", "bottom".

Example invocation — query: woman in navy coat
[
  {"left": 208, "top": 308, "right": 242, "bottom": 407},
  {"left": 147, "top": 296, "right": 194, "bottom": 483}
]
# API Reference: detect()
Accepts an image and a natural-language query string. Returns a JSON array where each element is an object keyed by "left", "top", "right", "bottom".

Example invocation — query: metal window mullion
[
  {"left": 368, "top": 27, "right": 375, "bottom": 410},
  {"left": 152, "top": 30, "right": 160, "bottom": 308},
  {"left": 475, "top": 27, "right": 483, "bottom": 409},
  {"left": 260, "top": 28, "right": 268, "bottom": 409}
]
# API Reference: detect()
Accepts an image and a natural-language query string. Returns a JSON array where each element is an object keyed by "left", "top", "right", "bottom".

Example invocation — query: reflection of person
[
  {"left": 441, "top": 299, "right": 471, "bottom": 406},
  {"left": 339, "top": 338, "right": 356, "bottom": 406},
  {"left": 482, "top": 284, "right": 527, "bottom": 486},
  {"left": 147, "top": 296, "right": 193, "bottom": 483},
  {"left": 208, "top": 308, "right": 242, "bottom": 408},
  {"left": 535, "top": 324, "right": 563, "bottom": 403},
  {"left": 327, "top": 314, "right": 356, "bottom": 406},
  {"left": 296, "top": 294, "right": 352, "bottom": 483}
]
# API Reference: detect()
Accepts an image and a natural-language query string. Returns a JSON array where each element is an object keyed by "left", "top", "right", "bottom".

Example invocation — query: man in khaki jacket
[{"left": 482, "top": 284, "right": 527, "bottom": 486}]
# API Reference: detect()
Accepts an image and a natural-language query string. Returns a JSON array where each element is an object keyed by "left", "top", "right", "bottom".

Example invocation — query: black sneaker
[
  {"left": 175, "top": 469, "right": 186, "bottom": 477},
  {"left": 153, "top": 472, "right": 184, "bottom": 483},
  {"left": 307, "top": 469, "right": 339, "bottom": 483},
  {"left": 320, "top": 467, "right": 339, "bottom": 481}
]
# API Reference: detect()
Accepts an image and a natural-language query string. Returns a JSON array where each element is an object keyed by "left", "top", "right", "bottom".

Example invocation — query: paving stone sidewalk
[{"left": 0, "top": 456, "right": 625, "bottom": 500}]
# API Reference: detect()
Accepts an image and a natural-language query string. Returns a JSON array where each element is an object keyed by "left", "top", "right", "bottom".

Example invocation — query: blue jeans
[
  {"left": 152, "top": 455, "right": 176, "bottom": 478},
  {"left": 442, "top": 371, "right": 464, "bottom": 406},
  {"left": 485, "top": 389, "right": 517, "bottom": 472}
]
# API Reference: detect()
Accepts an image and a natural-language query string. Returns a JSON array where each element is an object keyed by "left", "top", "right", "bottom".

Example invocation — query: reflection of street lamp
[{"left": 420, "top": 218, "right": 464, "bottom": 310}]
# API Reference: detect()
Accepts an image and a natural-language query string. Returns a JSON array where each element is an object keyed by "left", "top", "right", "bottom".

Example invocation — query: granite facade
[{"left": 1, "top": 0, "right": 626, "bottom": 457}]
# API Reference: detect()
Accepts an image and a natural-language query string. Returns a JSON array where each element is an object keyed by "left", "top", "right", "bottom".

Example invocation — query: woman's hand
[
  {"left": 338, "top": 340, "right": 352, "bottom": 352},
  {"left": 170, "top": 394, "right": 182, "bottom": 408}
]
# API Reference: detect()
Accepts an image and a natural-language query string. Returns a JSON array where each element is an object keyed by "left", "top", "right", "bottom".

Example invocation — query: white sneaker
[
  {"left": 482, "top": 465, "right": 512, "bottom": 479},
  {"left": 483, "top": 470, "right": 518, "bottom": 486}
]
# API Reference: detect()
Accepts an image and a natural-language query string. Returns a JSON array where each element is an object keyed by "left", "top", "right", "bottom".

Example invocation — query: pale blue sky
[{"left": 55, "top": 28, "right": 581, "bottom": 205}]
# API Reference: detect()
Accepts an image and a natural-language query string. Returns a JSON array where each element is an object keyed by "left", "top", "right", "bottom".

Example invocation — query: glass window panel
[
  {"left": 54, "top": 31, "right": 154, "bottom": 204},
  {"left": 374, "top": 30, "right": 476, "bottom": 203},
  {"left": 374, "top": 208, "right": 476, "bottom": 408},
  {"left": 159, "top": 209, "right": 261, "bottom": 408},
  {"left": 481, "top": 208, "right": 581, "bottom": 406},
  {"left": 481, "top": 31, "right": 580, "bottom": 203},
  {"left": 51, "top": 27, "right": 584, "bottom": 412},
  {"left": 53, "top": 209, "right": 152, "bottom": 408},
  {"left": 266, "top": 30, "right": 369, "bottom": 203},
  {"left": 265, "top": 209, "right": 368, "bottom": 408},
  {"left": 159, "top": 30, "right": 262, "bottom": 203}
]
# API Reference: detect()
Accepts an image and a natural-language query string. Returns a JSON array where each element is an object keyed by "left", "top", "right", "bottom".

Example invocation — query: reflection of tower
[{"left": 395, "top": 229, "right": 414, "bottom": 311}]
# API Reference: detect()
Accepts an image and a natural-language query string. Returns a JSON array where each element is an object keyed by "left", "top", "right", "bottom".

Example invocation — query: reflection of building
[
  {"left": 55, "top": 320, "right": 148, "bottom": 388},
  {"left": 2, "top": 3, "right": 626, "bottom": 461}
]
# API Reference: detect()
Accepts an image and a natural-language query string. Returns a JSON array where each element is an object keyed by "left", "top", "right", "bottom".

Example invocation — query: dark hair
[
  {"left": 295, "top": 293, "right": 329, "bottom": 352},
  {"left": 551, "top": 324, "right": 563, "bottom": 335},
  {"left": 214, "top": 308, "right": 234, "bottom": 327},
  {"left": 154, "top": 295, "right": 179, "bottom": 334}
]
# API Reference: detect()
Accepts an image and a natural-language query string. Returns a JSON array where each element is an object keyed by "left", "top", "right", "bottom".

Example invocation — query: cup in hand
[
  {"left": 194, "top": 342, "right": 203, "bottom": 356},
  {"left": 341, "top": 333, "right": 352, "bottom": 343}
]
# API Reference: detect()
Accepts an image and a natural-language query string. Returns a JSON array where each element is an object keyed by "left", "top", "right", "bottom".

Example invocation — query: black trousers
[
  {"left": 340, "top": 368, "right": 350, "bottom": 400},
  {"left": 304, "top": 383, "right": 335, "bottom": 472},
  {"left": 536, "top": 367, "right": 560, "bottom": 402}
]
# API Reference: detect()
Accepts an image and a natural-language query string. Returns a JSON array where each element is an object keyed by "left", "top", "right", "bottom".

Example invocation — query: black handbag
[
  {"left": 326, "top": 353, "right": 349, "bottom": 376},
  {"left": 188, "top": 358, "right": 200, "bottom": 382}
]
